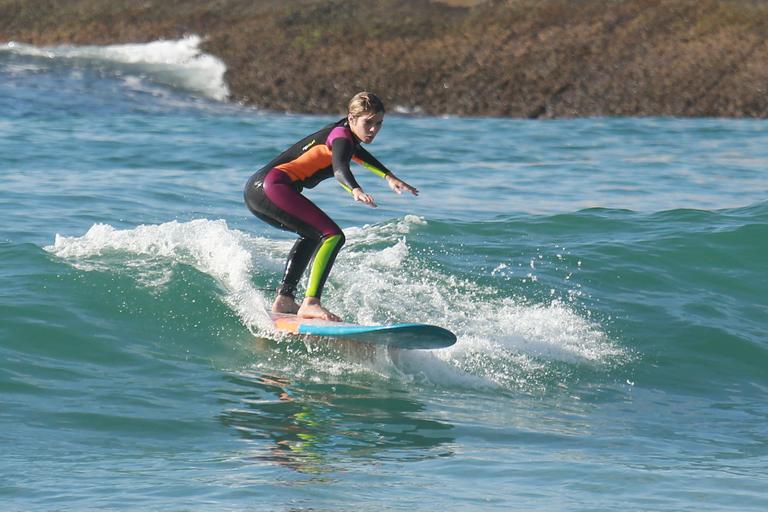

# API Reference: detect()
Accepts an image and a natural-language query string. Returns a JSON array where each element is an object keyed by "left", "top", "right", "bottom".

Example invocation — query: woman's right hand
[{"left": 352, "top": 188, "right": 377, "bottom": 208}]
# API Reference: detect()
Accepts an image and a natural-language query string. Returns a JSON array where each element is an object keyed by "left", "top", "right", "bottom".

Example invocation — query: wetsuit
[{"left": 244, "top": 118, "right": 392, "bottom": 300}]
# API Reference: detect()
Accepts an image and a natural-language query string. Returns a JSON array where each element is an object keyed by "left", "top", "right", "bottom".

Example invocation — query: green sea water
[{"left": 1, "top": 39, "right": 767, "bottom": 511}]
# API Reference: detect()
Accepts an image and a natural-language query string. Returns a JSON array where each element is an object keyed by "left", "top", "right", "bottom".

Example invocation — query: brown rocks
[{"left": 2, "top": 0, "right": 767, "bottom": 117}]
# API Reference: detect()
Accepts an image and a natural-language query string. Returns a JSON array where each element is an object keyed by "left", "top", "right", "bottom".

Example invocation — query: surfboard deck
[{"left": 269, "top": 312, "right": 456, "bottom": 350}]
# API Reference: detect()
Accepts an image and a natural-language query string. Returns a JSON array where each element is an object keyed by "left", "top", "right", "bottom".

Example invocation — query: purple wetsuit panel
[
  {"left": 262, "top": 168, "right": 341, "bottom": 238},
  {"left": 326, "top": 126, "right": 353, "bottom": 146}
]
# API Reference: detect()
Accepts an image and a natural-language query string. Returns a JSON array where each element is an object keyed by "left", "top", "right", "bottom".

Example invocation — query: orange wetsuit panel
[{"left": 275, "top": 143, "right": 333, "bottom": 182}]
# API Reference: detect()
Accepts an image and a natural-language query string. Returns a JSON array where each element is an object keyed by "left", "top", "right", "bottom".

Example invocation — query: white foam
[
  {"left": 336, "top": 218, "right": 625, "bottom": 389},
  {"left": 47, "top": 219, "right": 272, "bottom": 329},
  {"left": 46, "top": 218, "right": 625, "bottom": 390},
  {"left": 3, "top": 35, "right": 229, "bottom": 100}
]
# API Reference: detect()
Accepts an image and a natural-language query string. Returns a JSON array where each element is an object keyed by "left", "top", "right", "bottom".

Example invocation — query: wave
[
  {"left": 38, "top": 201, "right": 768, "bottom": 393},
  {"left": 44, "top": 217, "right": 624, "bottom": 391},
  {"left": 2, "top": 35, "right": 228, "bottom": 101}
]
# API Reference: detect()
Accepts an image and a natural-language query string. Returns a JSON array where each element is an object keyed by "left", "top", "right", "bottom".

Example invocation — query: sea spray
[
  {"left": 47, "top": 219, "right": 272, "bottom": 331},
  {"left": 46, "top": 216, "right": 624, "bottom": 390}
]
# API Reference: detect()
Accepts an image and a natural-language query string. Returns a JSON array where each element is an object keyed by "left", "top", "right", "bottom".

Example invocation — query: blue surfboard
[{"left": 269, "top": 312, "right": 456, "bottom": 350}]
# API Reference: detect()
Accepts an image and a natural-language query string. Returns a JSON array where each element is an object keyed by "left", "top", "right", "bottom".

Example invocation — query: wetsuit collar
[{"left": 341, "top": 118, "right": 362, "bottom": 145}]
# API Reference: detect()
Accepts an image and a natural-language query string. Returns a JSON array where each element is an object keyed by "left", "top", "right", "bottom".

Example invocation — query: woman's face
[{"left": 348, "top": 111, "right": 384, "bottom": 144}]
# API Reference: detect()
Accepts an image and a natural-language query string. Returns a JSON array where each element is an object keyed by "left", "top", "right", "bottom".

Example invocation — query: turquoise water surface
[{"left": 1, "top": 39, "right": 767, "bottom": 511}]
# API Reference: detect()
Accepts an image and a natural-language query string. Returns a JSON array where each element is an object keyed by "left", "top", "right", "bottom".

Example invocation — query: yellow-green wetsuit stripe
[{"left": 305, "top": 233, "right": 344, "bottom": 298}]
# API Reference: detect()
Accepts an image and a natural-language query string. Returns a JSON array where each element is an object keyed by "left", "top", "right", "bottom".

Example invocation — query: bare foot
[
  {"left": 298, "top": 298, "right": 342, "bottom": 322},
  {"left": 272, "top": 294, "right": 299, "bottom": 315}
]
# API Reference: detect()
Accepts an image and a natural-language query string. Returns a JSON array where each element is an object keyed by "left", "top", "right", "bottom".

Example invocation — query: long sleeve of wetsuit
[
  {"left": 331, "top": 136, "right": 362, "bottom": 193},
  {"left": 353, "top": 145, "right": 392, "bottom": 178}
]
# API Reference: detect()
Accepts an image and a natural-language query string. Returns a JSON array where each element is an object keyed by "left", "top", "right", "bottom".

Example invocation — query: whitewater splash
[
  {"left": 46, "top": 217, "right": 624, "bottom": 390},
  {"left": 47, "top": 219, "right": 273, "bottom": 330},
  {"left": 3, "top": 35, "right": 229, "bottom": 101}
]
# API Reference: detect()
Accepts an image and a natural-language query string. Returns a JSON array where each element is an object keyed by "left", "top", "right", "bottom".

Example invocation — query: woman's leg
[
  {"left": 246, "top": 169, "right": 345, "bottom": 319},
  {"left": 279, "top": 236, "right": 315, "bottom": 299}
]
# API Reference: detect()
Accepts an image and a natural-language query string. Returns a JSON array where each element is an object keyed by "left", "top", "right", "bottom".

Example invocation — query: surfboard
[{"left": 269, "top": 312, "right": 456, "bottom": 350}]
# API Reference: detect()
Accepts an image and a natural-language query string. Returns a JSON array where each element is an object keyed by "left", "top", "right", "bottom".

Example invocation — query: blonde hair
[{"left": 348, "top": 92, "right": 385, "bottom": 117}]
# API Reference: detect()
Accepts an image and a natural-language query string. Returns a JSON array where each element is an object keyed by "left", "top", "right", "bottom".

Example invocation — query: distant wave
[{"left": 2, "top": 35, "right": 229, "bottom": 101}]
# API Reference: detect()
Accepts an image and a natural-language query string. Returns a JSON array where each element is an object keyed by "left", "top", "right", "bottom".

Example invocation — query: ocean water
[{"left": 2, "top": 37, "right": 767, "bottom": 511}]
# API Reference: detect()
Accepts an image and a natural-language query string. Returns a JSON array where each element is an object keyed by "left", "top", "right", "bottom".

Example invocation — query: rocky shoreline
[{"left": 2, "top": 0, "right": 767, "bottom": 117}]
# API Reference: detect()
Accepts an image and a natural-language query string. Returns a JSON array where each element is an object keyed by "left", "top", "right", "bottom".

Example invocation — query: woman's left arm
[
  {"left": 385, "top": 174, "right": 419, "bottom": 196},
  {"left": 354, "top": 146, "right": 418, "bottom": 196}
]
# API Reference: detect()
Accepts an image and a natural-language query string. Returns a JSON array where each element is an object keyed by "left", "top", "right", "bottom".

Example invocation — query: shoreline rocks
[{"left": 2, "top": 0, "right": 767, "bottom": 117}]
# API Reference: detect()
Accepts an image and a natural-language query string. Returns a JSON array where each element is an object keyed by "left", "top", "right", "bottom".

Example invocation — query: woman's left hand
[
  {"left": 386, "top": 174, "right": 419, "bottom": 196},
  {"left": 352, "top": 187, "right": 377, "bottom": 207}
]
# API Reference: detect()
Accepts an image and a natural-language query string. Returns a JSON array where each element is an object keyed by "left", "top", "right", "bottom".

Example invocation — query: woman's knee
[{"left": 324, "top": 231, "right": 345, "bottom": 247}]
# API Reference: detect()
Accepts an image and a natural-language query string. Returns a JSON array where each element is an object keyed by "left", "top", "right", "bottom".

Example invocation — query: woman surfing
[{"left": 244, "top": 92, "right": 418, "bottom": 321}]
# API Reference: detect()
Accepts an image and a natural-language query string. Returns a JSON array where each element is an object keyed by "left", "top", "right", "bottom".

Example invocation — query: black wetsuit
[{"left": 244, "top": 118, "right": 391, "bottom": 299}]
